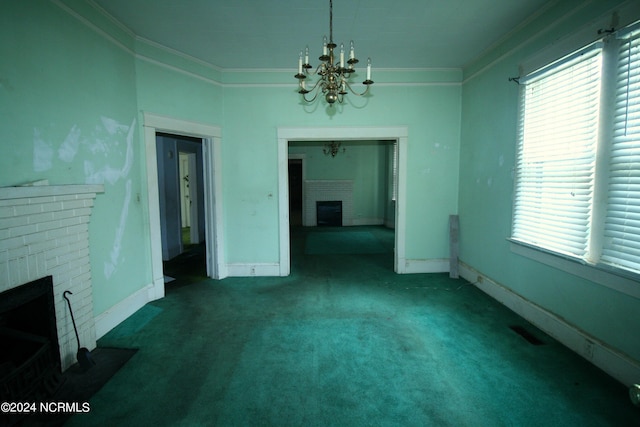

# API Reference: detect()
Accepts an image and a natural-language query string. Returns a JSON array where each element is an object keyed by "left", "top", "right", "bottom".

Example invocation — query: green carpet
[
  {"left": 61, "top": 226, "right": 638, "bottom": 426},
  {"left": 305, "top": 230, "right": 389, "bottom": 254}
]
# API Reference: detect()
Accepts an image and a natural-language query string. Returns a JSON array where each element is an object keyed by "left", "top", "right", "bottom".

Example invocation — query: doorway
[
  {"left": 277, "top": 126, "right": 408, "bottom": 276},
  {"left": 142, "top": 113, "right": 225, "bottom": 301},
  {"left": 156, "top": 133, "right": 206, "bottom": 286},
  {"left": 288, "top": 158, "right": 303, "bottom": 227}
]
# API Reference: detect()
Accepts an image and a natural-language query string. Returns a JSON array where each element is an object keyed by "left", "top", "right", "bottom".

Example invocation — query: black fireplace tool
[{"left": 63, "top": 290, "right": 95, "bottom": 370}]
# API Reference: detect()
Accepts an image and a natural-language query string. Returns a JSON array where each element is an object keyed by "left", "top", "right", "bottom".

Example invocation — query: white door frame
[
  {"left": 143, "top": 113, "right": 226, "bottom": 300},
  {"left": 277, "top": 126, "right": 408, "bottom": 276}
]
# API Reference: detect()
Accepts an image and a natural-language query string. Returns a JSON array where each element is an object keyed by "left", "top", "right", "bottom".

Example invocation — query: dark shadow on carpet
[{"left": 14, "top": 347, "right": 137, "bottom": 427}]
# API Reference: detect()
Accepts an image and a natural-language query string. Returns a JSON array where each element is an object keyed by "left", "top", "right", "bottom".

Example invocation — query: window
[{"left": 512, "top": 22, "right": 640, "bottom": 279}]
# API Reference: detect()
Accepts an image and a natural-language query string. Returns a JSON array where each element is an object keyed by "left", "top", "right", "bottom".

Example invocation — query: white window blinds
[
  {"left": 513, "top": 45, "right": 603, "bottom": 258},
  {"left": 601, "top": 28, "right": 640, "bottom": 273}
]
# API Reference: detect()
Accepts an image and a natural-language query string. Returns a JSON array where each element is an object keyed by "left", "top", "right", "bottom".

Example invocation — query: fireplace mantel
[{"left": 0, "top": 183, "right": 103, "bottom": 370}]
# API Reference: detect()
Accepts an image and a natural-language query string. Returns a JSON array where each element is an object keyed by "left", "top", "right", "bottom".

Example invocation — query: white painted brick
[
  {"left": 67, "top": 223, "right": 89, "bottom": 235},
  {"left": 27, "top": 253, "right": 40, "bottom": 280},
  {"left": 28, "top": 239, "right": 57, "bottom": 256},
  {"left": 72, "top": 207, "right": 93, "bottom": 218},
  {"left": 304, "top": 180, "right": 355, "bottom": 226},
  {"left": 76, "top": 193, "right": 96, "bottom": 200},
  {"left": 9, "top": 223, "right": 38, "bottom": 237},
  {"left": 45, "top": 257, "right": 60, "bottom": 272},
  {"left": 61, "top": 254, "right": 79, "bottom": 269},
  {"left": 51, "top": 209, "right": 74, "bottom": 220},
  {"left": 39, "top": 201, "right": 65, "bottom": 213},
  {"left": 53, "top": 194, "right": 78, "bottom": 202},
  {"left": 14, "top": 203, "right": 44, "bottom": 216},
  {"left": 76, "top": 246, "right": 89, "bottom": 259},
  {"left": 60, "top": 199, "right": 88, "bottom": 210},
  {"left": 35, "top": 219, "right": 62, "bottom": 233},
  {"left": 7, "top": 258, "right": 25, "bottom": 287},
  {"left": 0, "top": 235, "right": 25, "bottom": 251},
  {"left": 0, "top": 215, "right": 29, "bottom": 230},
  {"left": 0, "top": 199, "right": 18, "bottom": 207},
  {"left": 0, "top": 206, "right": 15, "bottom": 219},
  {"left": 35, "top": 252, "right": 46, "bottom": 279},
  {"left": 7, "top": 245, "right": 29, "bottom": 262},
  {"left": 28, "top": 196, "right": 55, "bottom": 205},
  {"left": 22, "top": 231, "right": 48, "bottom": 246},
  {"left": 55, "top": 234, "right": 81, "bottom": 248},
  {"left": 70, "top": 271, "right": 91, "bottom": 287},
  {"left": 1, "top": 185, "right": 100, "bottom": 371},
  {"left": 45, "top": 227, "right": 70, "bottom": 240},
  {"left": 26, "top": 211, "right": 55, "bottom": 225},
  {"left": 44, "top": 244, "right": 71, "bottom": 261},
  {"left": 0, "top": 260, "right": 8, "bottom": 287},
  {"left": 59, "top": 216, "right": 82, "bottom": 229}
]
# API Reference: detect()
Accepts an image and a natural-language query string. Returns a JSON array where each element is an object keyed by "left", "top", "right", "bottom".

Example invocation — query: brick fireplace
[
  {"left": 0, "top": 184, "right": 103, "bottom": 371},
  {"left": 304, "top": 180, "right": 354, "bottom": 226}
]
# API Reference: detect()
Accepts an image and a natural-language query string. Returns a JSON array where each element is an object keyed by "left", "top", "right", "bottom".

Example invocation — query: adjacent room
[{"left": 1, "top": 0, "right": 639, "bottom": 425}]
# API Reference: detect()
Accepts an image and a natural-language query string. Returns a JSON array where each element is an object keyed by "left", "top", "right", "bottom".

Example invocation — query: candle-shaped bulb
[
  {"left": 322, "top": 36, "right": 328, "bottom": 56},
  {"left": 349, "top": 40, "right": 355, "bottom": 60},
  {"left": 304, "top": 46, "right": 309, "bottom": 65},
  {"left": 340, "top": 43, "right": 345, "bottom": 67},
  {"left": 298, "top": 51, "right": 303, "bottom": 74},
  {"left": 366, "top": 57, "right": 372, "bottom": 81}
]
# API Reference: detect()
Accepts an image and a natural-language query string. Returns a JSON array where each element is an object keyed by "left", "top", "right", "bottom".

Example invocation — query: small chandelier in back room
[{"left": 295, "top": 0, "right": 374, "bottom": 106}]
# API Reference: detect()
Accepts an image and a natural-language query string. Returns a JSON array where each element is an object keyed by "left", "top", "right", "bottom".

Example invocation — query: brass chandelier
[{"left": 295, "top": 0, "right": 373, "bottom": 106}]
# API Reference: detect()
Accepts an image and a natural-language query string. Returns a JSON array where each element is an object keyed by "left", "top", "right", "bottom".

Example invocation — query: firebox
[
  {"left": 316, "top": 200, "right": 343, "bottom": 226},
  {"left": 0, "top": 276, "right": 62, "bottom": 402}
]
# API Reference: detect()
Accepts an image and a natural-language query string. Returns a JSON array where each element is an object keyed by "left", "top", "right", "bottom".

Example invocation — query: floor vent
[{"left": 509, "top": 325, "right": 545, "bottom": 345}]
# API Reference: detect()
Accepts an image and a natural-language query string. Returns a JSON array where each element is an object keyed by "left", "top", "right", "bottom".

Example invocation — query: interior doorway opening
[
  {"left": 156, "top": 133, "right": 206, "bottom": 287},
  {"left": 286, "top": 139, "right": 398, "bottom": 271},
  {"left": 278, "top": 126, "right": 408, "bottom": 276},
  {"left": 143, "top": 113, "right": 225, "bottom": 301},
  {"left": 288, "top": 158, "right": 303, "bottom": 227}
]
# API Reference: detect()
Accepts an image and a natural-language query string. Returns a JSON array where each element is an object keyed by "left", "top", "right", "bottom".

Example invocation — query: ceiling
[{"left": 92, "top": 0, "right": 551, "bottom": 70}]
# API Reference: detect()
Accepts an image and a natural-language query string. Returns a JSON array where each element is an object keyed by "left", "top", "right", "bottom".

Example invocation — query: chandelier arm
[
  {"left": 301, "top": 77, "right": 325, "bottom": 95},
  {"left": 304, "top": 63, "right": 327, "bottom": 77},
  {"left": 343, "top": 80, "right": 372, "bottom": 97},
  {"left": 302, "top": 90, "right": 321, "bottom": 103}
]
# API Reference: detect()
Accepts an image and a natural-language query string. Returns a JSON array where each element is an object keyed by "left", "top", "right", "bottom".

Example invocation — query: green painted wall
[
  {"left": 1, "top": 1, "right": 461, "bottom": 326},
  {"left": 0, "top": 1, "right": 150, "bottom": 315},
  {"left": 220, "top": 83, "right": 461, "bottom": 263},
  {"left": 459, "top": 0, "right": 640, "bottom": 362},
  {"left": 288, "top": 141, "right": 392, "bottom": 225}
]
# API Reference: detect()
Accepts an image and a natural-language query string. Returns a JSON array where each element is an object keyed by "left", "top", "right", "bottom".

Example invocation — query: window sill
[{"left": 509, "top": 239, "right": 640, "bottom": 300}]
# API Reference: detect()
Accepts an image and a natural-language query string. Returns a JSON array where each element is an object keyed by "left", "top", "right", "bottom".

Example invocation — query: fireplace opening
[
  {"left": 316, "top": 201, "right": 342, "bottom": 226},
  {"left": 0, "top": 276, "right": 62, "bottom": 402}
]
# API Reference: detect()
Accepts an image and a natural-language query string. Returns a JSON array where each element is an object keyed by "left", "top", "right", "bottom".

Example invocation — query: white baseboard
[
  {"left": 225, "top": 263, "right": 281, "bottom": 277},
  {"left": 401, "top": 258, "right": 449, "bottom": 274},
  {"left": 94, "top": 283, "right": 155, "bottom": 339},
  {"left": 459, "top": 261, "right": 640, "bottom": 387}
]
